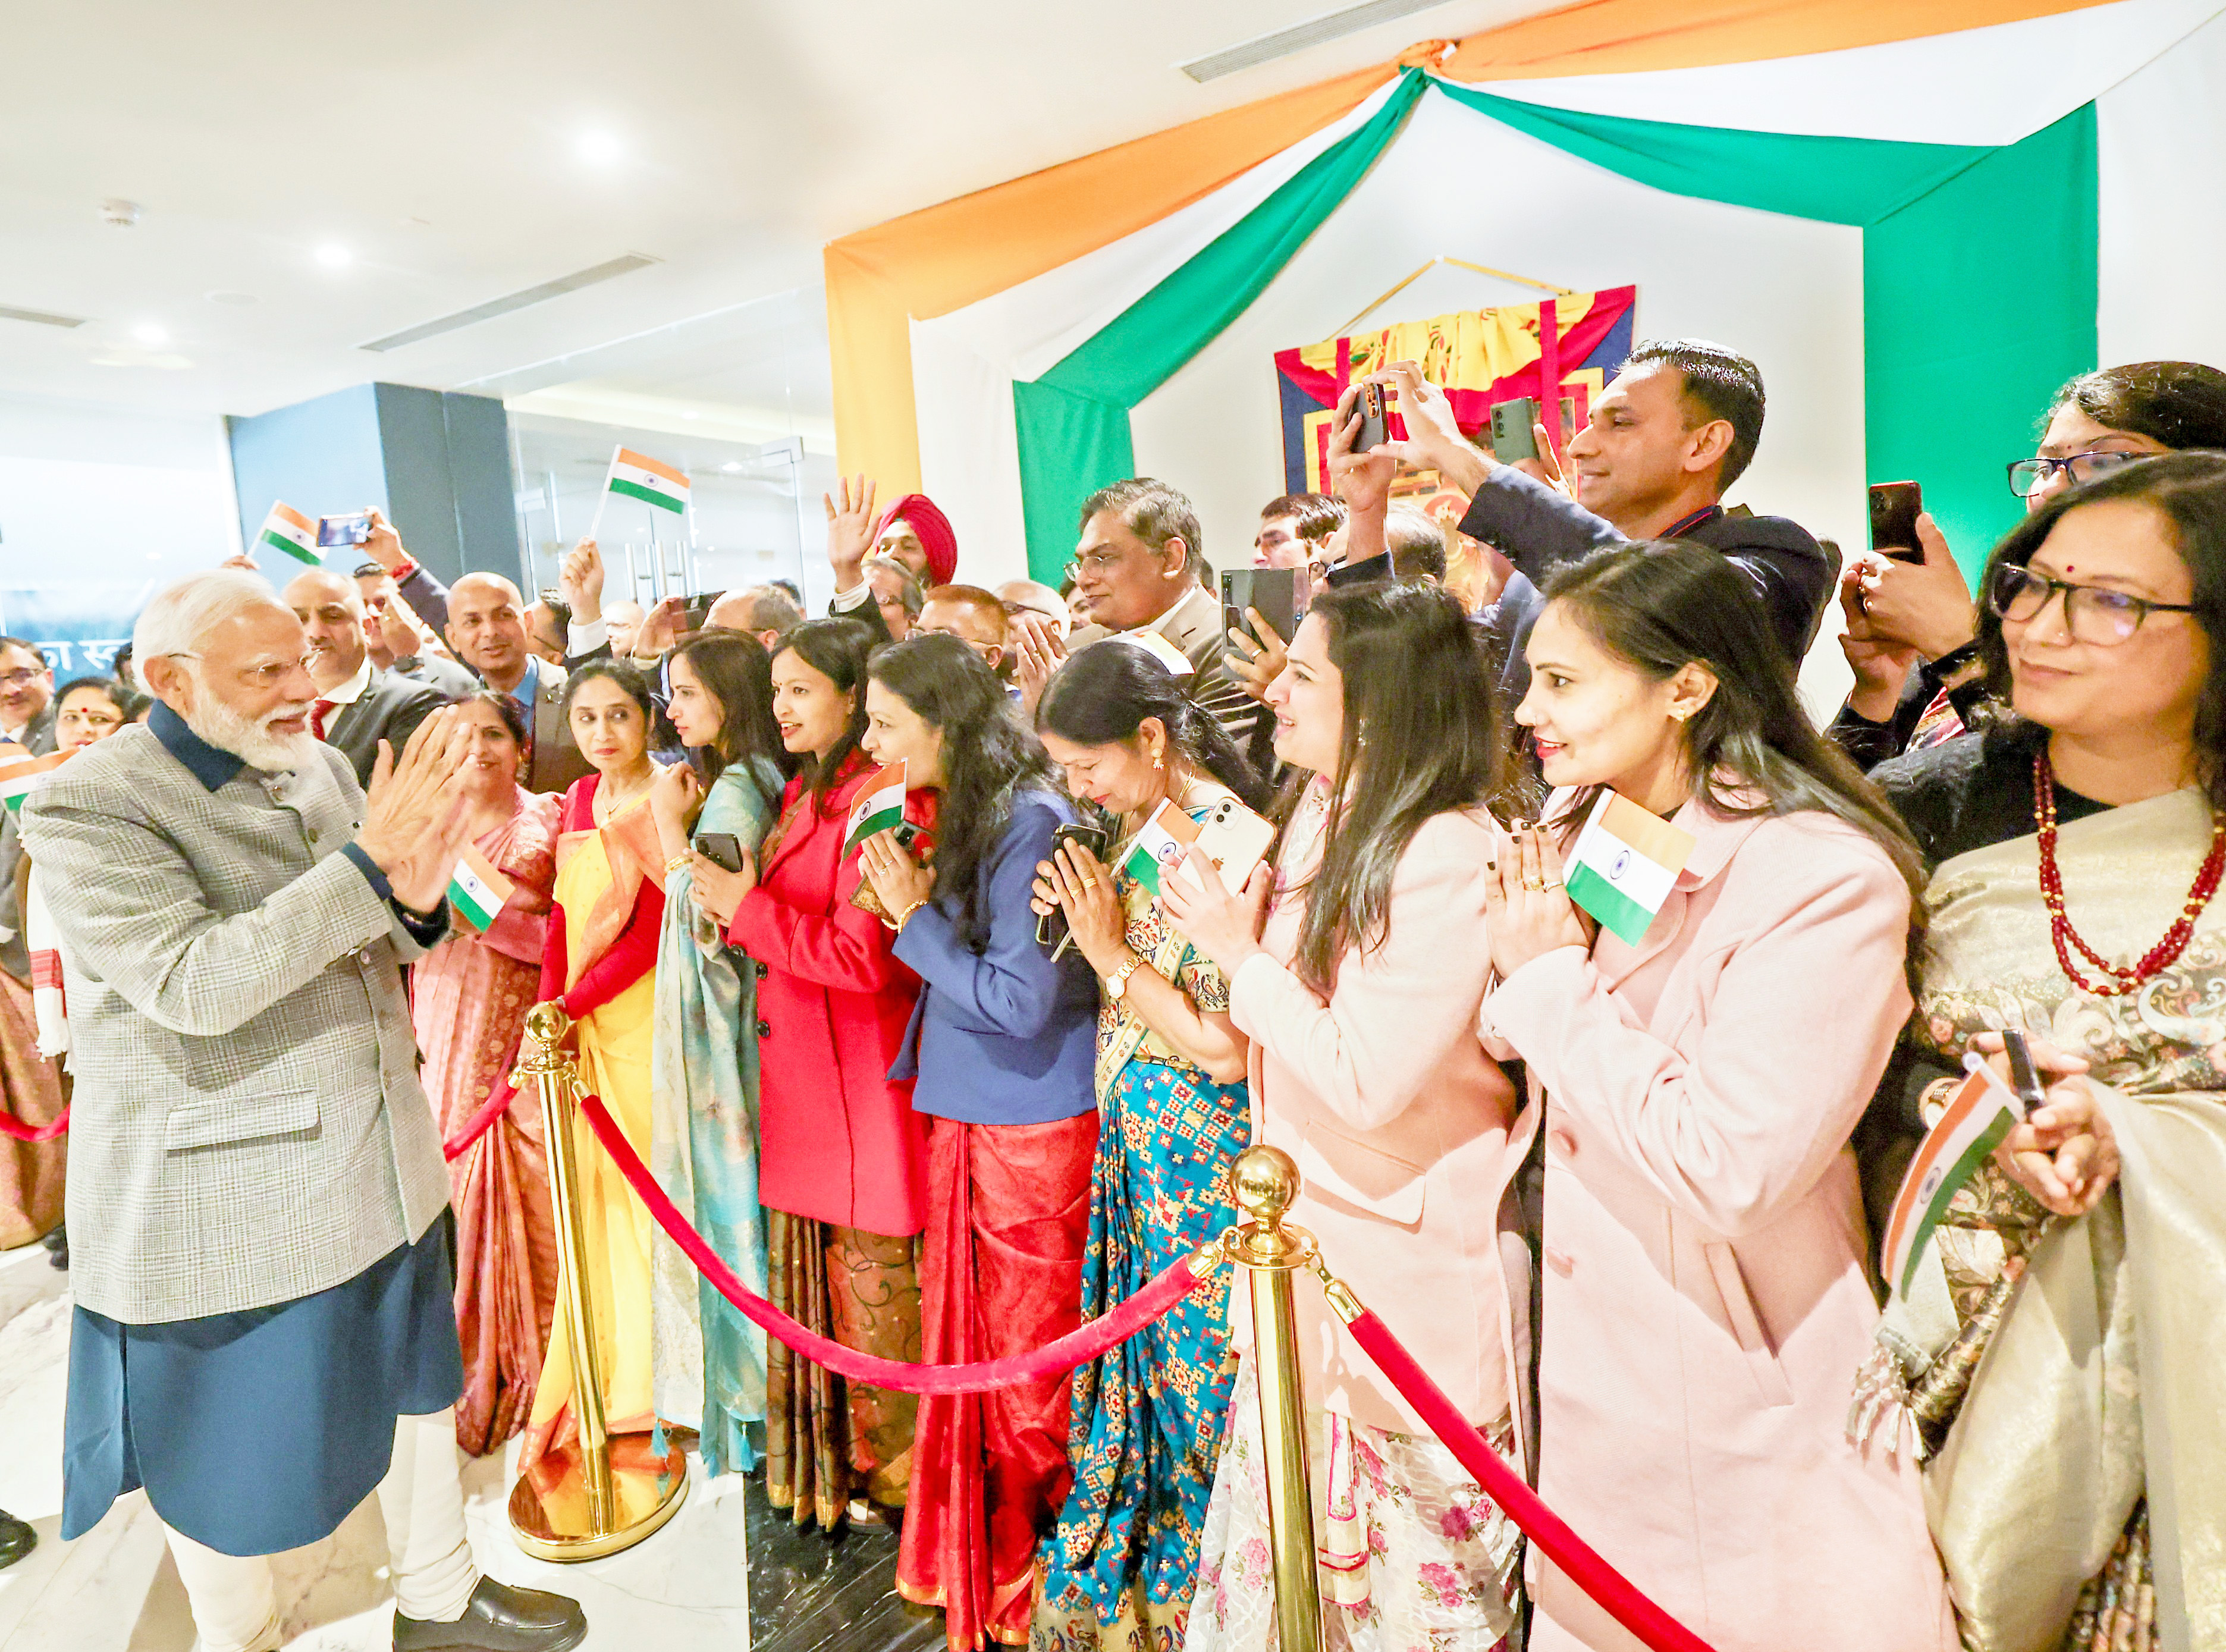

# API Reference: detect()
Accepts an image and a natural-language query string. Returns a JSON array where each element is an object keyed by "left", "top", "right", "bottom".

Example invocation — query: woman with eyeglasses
[
  {"left": 1854, "top": 452, "right": 2226, "bottom": 1649},
  {"left": 1833, "top": 359, "right": 2226, "bottom": 767}
]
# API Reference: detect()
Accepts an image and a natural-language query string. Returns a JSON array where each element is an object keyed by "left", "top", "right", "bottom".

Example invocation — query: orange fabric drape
[
  {"left": 1439, "top": 0, "right": 2117, "bottom": 80},
  {"left": 824, "top": 62, "right": 1397, "bottom": 494},
  {"left": 823, "top": 0, "right": 2120, "bottom": 488}
]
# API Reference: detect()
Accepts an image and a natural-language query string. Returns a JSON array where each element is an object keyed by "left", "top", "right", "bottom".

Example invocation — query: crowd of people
[{"left": 2, "top": 340, "right": 2221, "bottom": 1652}]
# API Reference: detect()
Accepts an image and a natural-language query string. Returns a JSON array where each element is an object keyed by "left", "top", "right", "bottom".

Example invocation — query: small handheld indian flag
[
  {"left": 1120, "top": 799, "right": 1201, "bottom": 898},
  {"left": 844, "top": 759, "right": 907, "bottom": 855},
  {"left": 447, "top": 844, "right": 516, "bottom": 932},
  {"left": 606, "top": 447, "right": 690, "bottom": 514},
  {"left": 1879, "top": 1056, "right": 2029, "bottom": 1298},
  {"left": 256, "top": 502, "right": 322, "bottom": 567},
  {"left": 0, "top": 745, "right": 68, "bottom": 816},
  {"left": 1562, "top": 791, "right": 1696, "bottom": 946}
]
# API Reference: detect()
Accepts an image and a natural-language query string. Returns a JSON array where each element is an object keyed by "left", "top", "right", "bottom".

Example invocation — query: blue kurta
[{"left": 63, "top": 1214, "right": 463, "bottom": 1556}]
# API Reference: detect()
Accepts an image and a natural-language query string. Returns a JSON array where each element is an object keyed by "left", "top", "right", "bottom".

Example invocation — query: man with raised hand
[
  {"left": 1375, "top": 341, "right": 1832, "bottom": 667},
  {"left": 21, "top": 568, "right": 586, "bottom": 1652},
  {"left": 283, "top": 566, "right": 447, "bottom": 787}
]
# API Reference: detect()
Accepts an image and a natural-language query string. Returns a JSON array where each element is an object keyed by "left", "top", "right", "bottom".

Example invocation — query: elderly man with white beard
[{"left": 20, "top": 570, "right": 587, "bottom": 1652}]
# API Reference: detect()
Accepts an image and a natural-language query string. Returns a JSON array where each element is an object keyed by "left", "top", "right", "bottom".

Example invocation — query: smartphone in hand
[
  {"left": 1037, "top": 821, "right": 1111, "bottom": 949},
  {"left": 1222, "top": 567, "right": 1300, "bottom": 650},
  {"left": 680, "top": 591, "right": 722, "bottom": 632},
  {"left": 1354, "top": 382, "right": 1389, "bottom": 453},
  {"left": 318, "top": 511, "right": 374, "bottom": 548},
  {"left": 695, "top": 833, "right": 744, "bottom": 875},
  {"left": 1490, "top": 399, "right": 1540, "bottom": 463},
  {"left": 1869, "top": 481, "right": 1925, "bottom": 563}
]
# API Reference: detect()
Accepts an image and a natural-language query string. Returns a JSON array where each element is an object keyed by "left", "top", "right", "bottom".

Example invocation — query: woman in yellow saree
[
  {"left": 1861, "top": 454, "right": 2226, "bottom": 1650},
  {"left": 520, "top": 662, "right": 678, "bottom": 1473}
]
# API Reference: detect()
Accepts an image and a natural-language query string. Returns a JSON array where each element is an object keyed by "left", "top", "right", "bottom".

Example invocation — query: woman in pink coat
[
  {"left": 1165, "top": 582, "right": 1525, "bottom": 1652},
  {"left": 1479, "top": 543, "right": 1954, "bottom": 1652}
]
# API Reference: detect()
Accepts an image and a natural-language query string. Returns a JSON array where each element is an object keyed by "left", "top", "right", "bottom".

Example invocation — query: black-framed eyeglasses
[
  {"left": 1061, "top": 548, "right": 1127, "bottom": 583},
  {"left": 2005, "top": 450, "right": 2153, "bottom": 498},
  {"left": 1988, "top": 561, "right": 2199, "bottom": 645}
]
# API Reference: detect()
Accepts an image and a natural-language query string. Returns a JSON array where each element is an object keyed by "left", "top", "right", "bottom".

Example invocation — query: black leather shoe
[
  {"left": 0, "top": 1509, "right": 36, "bottom": 1572},
  {"left": 393, "top": 1576, "right": 587, "bottom": 1651}
]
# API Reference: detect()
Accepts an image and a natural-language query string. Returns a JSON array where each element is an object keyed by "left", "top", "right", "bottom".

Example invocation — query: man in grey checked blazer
[{"left": 23, "top": 569, "right": 584, "bottom": 1652}]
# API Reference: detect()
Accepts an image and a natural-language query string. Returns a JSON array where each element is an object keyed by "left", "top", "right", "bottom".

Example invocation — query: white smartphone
[{"left": 1175, "top": 797, "right": 1276, "bottom": 895}]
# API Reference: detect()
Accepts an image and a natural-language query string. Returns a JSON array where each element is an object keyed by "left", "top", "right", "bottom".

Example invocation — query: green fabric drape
[
  {"left": 1013, "top": 77, "right": 2098, "bottom": 582},
  {"left": 1015, "top": 68, "right": 1429, "bottom": 583},
  {"left": 1433, "top": 86, "right": 2097, "bottom": 573}
]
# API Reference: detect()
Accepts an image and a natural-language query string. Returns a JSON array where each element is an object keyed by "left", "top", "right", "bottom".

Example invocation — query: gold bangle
[
  {"left": 888, "top": 897, "right": 930, "bottom": 932},
  {"left": 664, "top": 852, "right": 694, "bottom": 873}
]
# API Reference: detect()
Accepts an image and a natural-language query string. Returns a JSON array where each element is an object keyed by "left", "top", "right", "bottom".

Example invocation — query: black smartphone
[
  {"left": 318, "top": 511, "right": 373, "bottom": 548},
  {"left": 1037, "top": 821, "right": 1112, "bottom": 949},
  {"left": 890, "top": 819, "right": 923, "bottom": 853},
  {"left": 1869, "top": 481, "right": 1924, "bottom": 563},
  {"left": 696, "top": 832, "right": 743, "bottom": 874},
  {"left": 2002, "top": 1028, "right": 2048, "bottom": 1113},
  {"left": 680, "top": 591, "right": 722, "bottom": 631},
  {"left": 1353, "top": 381, "right": 1388, "bottom": 453},
  {"left": 1222, "top": 567, "right": 1301, "bottom": 649}
]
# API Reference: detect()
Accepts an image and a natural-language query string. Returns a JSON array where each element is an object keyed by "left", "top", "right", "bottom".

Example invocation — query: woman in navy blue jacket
[{"left": 852, "top": 633, "right": 1098, "bottom": 1651}]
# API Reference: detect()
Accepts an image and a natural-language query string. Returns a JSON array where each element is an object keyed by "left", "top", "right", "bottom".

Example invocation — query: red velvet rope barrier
[
  {"left": 0, "top": 1104, "right": 67, "bottom": 1142},
  {"left": 442, "top": 1081, "right": 518, "bottom": 1162},
  {"left": 575, "top": 1090, "right": 1210, "bottom": 1395},
  {"left": 1340, "top": 1308, "right": 1719, "bottom": 1652}
]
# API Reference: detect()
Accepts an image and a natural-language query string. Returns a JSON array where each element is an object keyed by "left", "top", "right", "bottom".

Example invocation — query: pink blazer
[
  {"left": 1482, "top": 800, "right": 1952, "bottom": 1652},
  {"left": 1228, "top": 793, "right": 1520, "bottom": 1434}
]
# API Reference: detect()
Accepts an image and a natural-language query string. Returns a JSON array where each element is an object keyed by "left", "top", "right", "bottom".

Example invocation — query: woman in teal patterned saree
[
  {"left": 1860, "top": 456, "right": 2226, "bottom": 1652},
  {"left": 1029, "top": 646, "right": 1271, "bottom": 1652},
  {"left": 648, "top": 633, "right": 790, "bottom": 1475}
]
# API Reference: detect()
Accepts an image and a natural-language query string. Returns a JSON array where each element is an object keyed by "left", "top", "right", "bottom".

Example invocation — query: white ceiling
[{"left": 0, "top": 0, "right": 1549, "bottom": 436}]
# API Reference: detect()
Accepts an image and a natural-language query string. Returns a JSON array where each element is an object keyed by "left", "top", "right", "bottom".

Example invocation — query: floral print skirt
[{"left": 1183, "top": 1363, "right": 1521, "bottom": 1652}]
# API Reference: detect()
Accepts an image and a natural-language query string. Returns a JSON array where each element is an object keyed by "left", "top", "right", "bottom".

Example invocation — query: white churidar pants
[{"left": 159, "top": 1408, "right": 480, "bottom": 1652}]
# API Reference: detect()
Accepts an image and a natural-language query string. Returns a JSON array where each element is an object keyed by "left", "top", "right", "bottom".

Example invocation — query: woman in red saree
[{"left": 409, "top": 691, "right": 561, "bottom": 1455}]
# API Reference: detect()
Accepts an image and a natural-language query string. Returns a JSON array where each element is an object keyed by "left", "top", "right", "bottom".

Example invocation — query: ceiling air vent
[
  {"left": 358, "top": 253, "right": 662, "bottom": 353},
  {"left": 1180, "top": 0, "right": 1457, "bottom": 81},
  {"left": 0, "top": 304, "right": 88, "bottom": 329}
]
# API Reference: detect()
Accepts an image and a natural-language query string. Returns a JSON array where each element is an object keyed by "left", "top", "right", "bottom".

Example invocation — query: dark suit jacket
[
  {"left": 522, "top": 659, "right": 594, "bottom": 796},
  {"left": 321, "top": 669, "right": 447, "bottom": 787},
  {"left": 1455, "top": 468, "right": 1831, "bottom": 666},
  {"left": 7, "top": 703, "right": 56, "bottom": 756}
]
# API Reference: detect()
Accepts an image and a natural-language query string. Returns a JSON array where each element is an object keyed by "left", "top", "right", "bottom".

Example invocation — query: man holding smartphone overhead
[{"left": 1362, "top": 340, "right": 1833, "bottom": 670}]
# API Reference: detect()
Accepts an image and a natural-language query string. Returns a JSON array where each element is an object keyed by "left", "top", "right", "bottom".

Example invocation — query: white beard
[{"left": 186, "top": 690, "right": 321, "bottom": 773}]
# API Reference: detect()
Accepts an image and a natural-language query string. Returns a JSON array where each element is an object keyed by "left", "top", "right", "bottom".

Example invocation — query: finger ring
[
  {"left": 1522, "top": 876, "right": 1544, "bottom": 892},
  {"left": 1541, "top": 878, "right": 1564, "bottom": 891},
  {"left": 1081, "top": 877, "right": 1099, "bottom": 890}
]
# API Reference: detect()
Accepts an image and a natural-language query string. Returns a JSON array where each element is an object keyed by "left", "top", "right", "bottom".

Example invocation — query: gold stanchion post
[
  {"left": 507, "top": 1003, "right": 689, "bottom": 1560},
  {"left": 1223, "top": 1145, "right": 1323, "bottom": 1652}
]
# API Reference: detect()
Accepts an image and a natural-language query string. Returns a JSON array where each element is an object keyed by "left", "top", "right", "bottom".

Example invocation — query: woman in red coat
[{"left": 690, "top": 617, "right": 930, "bottom": 1532}]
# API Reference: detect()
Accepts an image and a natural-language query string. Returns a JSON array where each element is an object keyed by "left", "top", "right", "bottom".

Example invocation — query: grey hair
[{"left": 133, "top": 569, "right": 288, "bottom": 662}]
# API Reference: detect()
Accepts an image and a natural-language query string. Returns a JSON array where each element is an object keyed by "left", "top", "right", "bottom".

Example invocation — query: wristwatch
[{"left": 1104, "top": 954, "right": 1146, "bottom": 1003}]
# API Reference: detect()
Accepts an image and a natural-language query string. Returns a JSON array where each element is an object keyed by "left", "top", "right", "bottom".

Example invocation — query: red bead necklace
[{"left": 2034, "top": 751, "right": 2226, "bottom": 996}]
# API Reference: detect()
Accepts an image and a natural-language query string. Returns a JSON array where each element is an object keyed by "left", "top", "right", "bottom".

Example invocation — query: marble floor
[{"left": 0, "top": 1240, "right": 933, "bottom": 1652}]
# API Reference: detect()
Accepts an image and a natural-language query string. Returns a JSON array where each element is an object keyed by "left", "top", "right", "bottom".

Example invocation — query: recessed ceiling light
[
  {"left": 131, "top": 322, "right": 167, "bottom": 345},
  {"left": 720, "top": 461, "right": 742, "bottom": 473},
  {"left": 315, "top": 243, "right": 351, "bottom": 268},
  {"left": 577, "top": 130, "right": 621, "bottom": 165},
  {"left": 679, "top": 411, "right": 699, "bottom": 420},
  {"left": 206, "top": 290, "right": 258, "bottom": 306}
]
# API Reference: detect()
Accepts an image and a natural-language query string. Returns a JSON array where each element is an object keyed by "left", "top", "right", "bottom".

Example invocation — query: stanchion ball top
[{"left": 1230, "top": 1145, "right": 1301, "bottom": 1223}]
